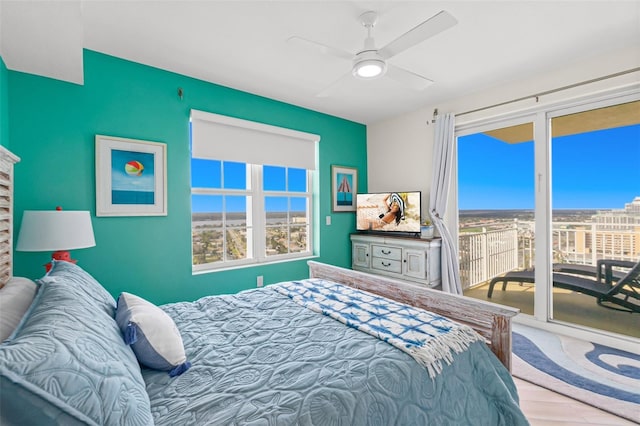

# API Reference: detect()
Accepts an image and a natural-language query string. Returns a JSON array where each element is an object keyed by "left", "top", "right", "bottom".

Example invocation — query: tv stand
[{"left": 350, "top": 233, "right": 442, "bottom": 289}]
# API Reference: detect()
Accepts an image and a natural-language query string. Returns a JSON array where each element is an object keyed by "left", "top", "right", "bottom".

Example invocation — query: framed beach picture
[
  {"left": 95, "top": 135, "right": 167, "bottom": 216},
  {"left": 332, "top": 165, "right": 357, "bottom": 212}
]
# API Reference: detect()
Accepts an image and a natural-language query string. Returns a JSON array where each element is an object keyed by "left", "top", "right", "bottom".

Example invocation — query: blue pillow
[
  {"left": 0, "top": 261, "right": 153, "bottom": 425},
  {"left": 40, "top": 259, "right": 117, "bottom": 317},
  {"left": 116, "top": 292, "right": 191, "bottom": 377}
]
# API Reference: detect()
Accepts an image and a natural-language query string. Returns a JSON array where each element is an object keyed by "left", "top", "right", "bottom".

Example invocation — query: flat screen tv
[{"left": 356, "top": 191, "right": 421, "bottom": 234}]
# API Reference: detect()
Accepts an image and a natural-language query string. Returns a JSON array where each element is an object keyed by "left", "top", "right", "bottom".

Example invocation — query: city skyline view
[{"left": 458, "top": 123, "right": 639, "bottom": 210}]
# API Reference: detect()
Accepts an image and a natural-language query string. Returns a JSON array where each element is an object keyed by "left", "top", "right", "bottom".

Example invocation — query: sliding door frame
[{"left": 453, "top": 85, "right": 640, "bottom": 352}]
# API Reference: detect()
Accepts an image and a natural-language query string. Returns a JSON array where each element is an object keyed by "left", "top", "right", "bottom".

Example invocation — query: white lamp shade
[{"left": 16, "top": 210, "right": 96, "bottom": 252}]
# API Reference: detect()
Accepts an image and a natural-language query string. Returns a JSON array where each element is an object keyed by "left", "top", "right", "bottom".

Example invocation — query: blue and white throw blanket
[{"left": 274, "top": 278, "right": 484, "bottom": 379}]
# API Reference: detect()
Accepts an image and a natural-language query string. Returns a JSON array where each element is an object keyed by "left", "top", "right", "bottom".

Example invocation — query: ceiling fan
[{"left": 288, "top": 10, "right": 457, "bottom": 96}]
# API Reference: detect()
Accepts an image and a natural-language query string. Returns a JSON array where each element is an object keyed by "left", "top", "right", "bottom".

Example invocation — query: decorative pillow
[
  {"left": 0, "top": 262, "right": 153, "bottom": 425},
  {"left": 40, "top": 259, "right": 117, "bottom": 317},
  {"left": 0, "top": 277, "right": 38, "bottom": 342},
  {"left": 116, "top": 292, "right": 191, "bottom": 377}
]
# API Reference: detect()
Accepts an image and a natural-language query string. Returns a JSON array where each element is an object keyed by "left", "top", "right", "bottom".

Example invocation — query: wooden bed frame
[{"left": 308, "top": 260, "right": 519, "bottom": 371}]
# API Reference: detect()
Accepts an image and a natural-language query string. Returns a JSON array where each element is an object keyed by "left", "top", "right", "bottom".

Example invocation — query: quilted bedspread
[
  {"left": 143, "top": 280, "right": 528, "bottom": 425},
  {"left": 274, "top": 279, "right": 485, "bottom": 379}
]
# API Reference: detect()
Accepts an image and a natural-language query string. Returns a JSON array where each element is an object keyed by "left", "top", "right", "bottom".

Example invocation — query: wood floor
[{"left": 514, "top": 377, "right": 637, "bottom": 425}]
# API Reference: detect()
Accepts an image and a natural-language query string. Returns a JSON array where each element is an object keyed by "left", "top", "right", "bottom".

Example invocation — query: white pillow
[
  {"left": 115, "top": 292, "right": 191, "bottom": 377},
  {"left": 0, "top": 277, "right": 38, "bottom": 341}
]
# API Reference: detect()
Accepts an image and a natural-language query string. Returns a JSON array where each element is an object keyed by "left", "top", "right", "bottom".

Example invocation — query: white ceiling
[{"left": 1, "top": 1, "right": 639, "bottom": 124}]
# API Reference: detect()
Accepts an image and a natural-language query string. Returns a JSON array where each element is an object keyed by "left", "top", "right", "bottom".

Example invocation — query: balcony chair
[
  {"left": 552, "top": 262, "right": 631, "bottom": 281},
  {"left": 487, "top": 259, "right": 640, "bottom": 313}
]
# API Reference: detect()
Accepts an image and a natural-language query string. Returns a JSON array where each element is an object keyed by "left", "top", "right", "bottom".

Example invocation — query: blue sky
[
  {"left": 190, "top": 124, "right": 639, "bottom": 213},
  {"left": 191, "top": 160, "right": 307, "bottom": 213},
  {"left": 458, "top": 124, "right": 639, "bottom": 210}
]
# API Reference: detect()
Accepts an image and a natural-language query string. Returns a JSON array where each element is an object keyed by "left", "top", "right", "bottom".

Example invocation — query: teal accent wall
[
  {"left": 0, "top": 56, "right": 8, "bottom": 148},
  {"left": 9, "top": 50, "right": 367, "bottom": 304}
]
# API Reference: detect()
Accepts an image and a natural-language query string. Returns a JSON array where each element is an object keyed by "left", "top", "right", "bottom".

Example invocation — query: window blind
[{"left": 190, "top": 110, "right": 320, "bottom": 170}]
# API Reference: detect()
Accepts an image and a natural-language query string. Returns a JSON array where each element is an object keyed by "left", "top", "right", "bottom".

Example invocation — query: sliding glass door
[
  {"left": 549, "top": 99, "right": 640, "bottom": 338},
  {"left": 458, "top": 119, "right": 536, "bottom": 315},
  {"left": 457, "top": 92, "right": 639, "bottom": 340}
]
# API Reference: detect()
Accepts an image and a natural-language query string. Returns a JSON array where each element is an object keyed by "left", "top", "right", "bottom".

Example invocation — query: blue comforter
[{"left": 143, "top": 280, "right": 528, "bottom": 425}]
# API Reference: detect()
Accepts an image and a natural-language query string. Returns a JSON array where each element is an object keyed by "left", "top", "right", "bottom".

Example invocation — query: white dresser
[{"left": 350, "top": 233, "right": 442, "bottom": 289}]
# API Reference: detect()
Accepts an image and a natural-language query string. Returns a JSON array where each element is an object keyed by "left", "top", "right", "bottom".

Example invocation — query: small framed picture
[
  {"left": 332, "top": 165, "right": 358, "bottom": 212},
  {"left": 95, "top": 135, "right": 167, "bottom": 216}
]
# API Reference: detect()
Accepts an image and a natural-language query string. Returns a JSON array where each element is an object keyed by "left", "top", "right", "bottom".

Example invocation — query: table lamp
[{"left": 16, "top": 207, "right": 96, "bottom": 271}]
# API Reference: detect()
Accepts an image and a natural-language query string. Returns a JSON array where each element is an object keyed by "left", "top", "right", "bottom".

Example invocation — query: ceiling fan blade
[
  {"left": 385, "top": 64, "right": 434, "bottom": 91},
  {"left": 287, "top": 36, "right": 353, "bottom": 61},
  {"left": 378, "top": 10, "right": 457, "bottom": 59}
]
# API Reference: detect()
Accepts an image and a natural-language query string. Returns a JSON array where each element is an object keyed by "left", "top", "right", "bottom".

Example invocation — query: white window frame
[
  {"left": 190, "top": 111, "right": 318, "bottom": 273},
  {"left": 192, "top": 162, "right": 314, "bottom": 273},
  {"left": 260, "top": 166, "right": 314, "bottom": 262}
]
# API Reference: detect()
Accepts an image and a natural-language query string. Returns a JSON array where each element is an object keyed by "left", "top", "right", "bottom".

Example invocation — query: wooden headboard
[{"left": 0, "top": 146, "right": 20, "bottom": 288}]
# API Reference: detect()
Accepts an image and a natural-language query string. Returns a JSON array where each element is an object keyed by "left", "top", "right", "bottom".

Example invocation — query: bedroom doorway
[{"left": 457, "top": 119, "right": 536, "bottom": 316}]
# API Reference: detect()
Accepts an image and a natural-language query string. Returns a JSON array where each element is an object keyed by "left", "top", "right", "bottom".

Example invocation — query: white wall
[{"left": 367, "top": 45, "right": 640, "bottom": 225}]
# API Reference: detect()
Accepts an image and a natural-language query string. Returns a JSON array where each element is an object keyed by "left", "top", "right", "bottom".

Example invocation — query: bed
[{"left": 0, "top": 147, "right": 527, "bottom": 425}]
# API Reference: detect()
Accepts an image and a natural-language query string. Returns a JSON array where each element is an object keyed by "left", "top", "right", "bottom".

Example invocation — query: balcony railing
[
  {"left": 459, "top": 226, "right": 519, "bottom": 288},
  {"left": 459, "top": 221, "right": 639, "bottom": 289}
]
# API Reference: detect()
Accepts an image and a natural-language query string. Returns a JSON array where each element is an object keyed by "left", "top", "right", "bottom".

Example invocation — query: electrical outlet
[{"left": 257, "top": 275, "right": 264, "bottom": 287}]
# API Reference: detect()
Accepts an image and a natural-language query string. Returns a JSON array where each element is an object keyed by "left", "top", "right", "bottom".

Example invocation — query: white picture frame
[
  {"left": 95, "top": 135, "right": 167, "bottom": 217},
  {"left": 332, "top": 165, "right": 358, "bottom": 212}
]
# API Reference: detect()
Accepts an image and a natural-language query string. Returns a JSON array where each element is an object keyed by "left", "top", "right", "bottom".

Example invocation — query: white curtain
[{"left": 429, "top": 113, "right": 463, "bottom": 295}]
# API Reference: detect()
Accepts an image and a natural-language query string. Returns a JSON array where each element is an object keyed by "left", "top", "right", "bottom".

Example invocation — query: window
[
  {"left": 457, "top": 120, "right": 534, "bottom": 317},
  {"left": 191, "top": 160, "right": 251, "bottom": 266},
  {"left": 190, "top": 110, "right": 319, "bottom": 272},
  {"left": 263, "top": 165, "right": 310, "bottom": 257}
]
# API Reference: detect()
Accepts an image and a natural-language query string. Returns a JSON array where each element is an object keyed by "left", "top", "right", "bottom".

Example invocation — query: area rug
[{"left": 512, "top": 323, "right": 640, "bottom": 424}]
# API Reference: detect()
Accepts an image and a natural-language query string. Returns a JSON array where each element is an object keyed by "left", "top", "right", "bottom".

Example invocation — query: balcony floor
[{"left": 464, "top": 282, "right": 639, "bottom": 339}]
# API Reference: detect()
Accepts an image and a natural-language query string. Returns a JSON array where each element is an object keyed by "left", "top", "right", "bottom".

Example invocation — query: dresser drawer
[
  {"left": 371, "top": 257, "right": 402, "bottom": 274},
  {"left": 351, "top": 234, "right": 442, "bottom": 288},
  {"left": 371, "top": 245, "right": 402, "bottom": 260}
]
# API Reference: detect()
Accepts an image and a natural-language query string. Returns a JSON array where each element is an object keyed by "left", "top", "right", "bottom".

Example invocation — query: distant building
[
  {"left": 591, "top": 197, "right": 640, "bottom": 260},
  {"left": 562, "top": 197, "right": 640, "bottom": 262},
  {"left": 458, "top": 198, "right": 640, "bottom": 288}
]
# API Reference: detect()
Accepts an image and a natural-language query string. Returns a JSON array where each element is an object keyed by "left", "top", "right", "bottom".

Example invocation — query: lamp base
[{"left": 44, "top": 250, "right": 77, "bottom": 272}]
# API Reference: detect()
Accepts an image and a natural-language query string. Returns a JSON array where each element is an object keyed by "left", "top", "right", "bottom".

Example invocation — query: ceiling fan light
[{"left": 353, "top": 58, "right": 386, "bottom": 79}]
